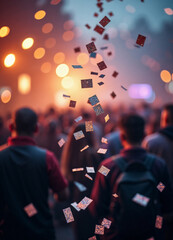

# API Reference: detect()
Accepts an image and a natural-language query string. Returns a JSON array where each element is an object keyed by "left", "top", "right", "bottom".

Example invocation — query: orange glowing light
[
  {"left": 41, "top": 62, "right": 51, "bottom": 73},
  {"left": 62, "top": 31, "right": 74, "bottom": 42},
  {"left": 22, "top": 37, "right": 34, "bottom": 49},
  {"left": 55, "top": 91, "right": 67, "bottom": 107},
  {"left": 50, "top": 0, "right": 61, "bottom": 5},
  {"left": 34, "top": 48, "right": 45, "bottom": 59},
  {"left": 44, "top": 38, "right": 56, "bottom": 48},
  {"left": 54, "top": 52, "right": 65, "bottom": 64},
  {"left": 18, "top": 74, "right": 31, "bottom": 94},
  {"left": 0, "top": 26, "right": 10, "bottom": 38},
  {"left": 42, "top": 23, "right": 53, "bottom": 34},
  {"left": 61, "top": 76, "right": 74, "bottom": 89},
  {"left": 63, "top": 20, "right": 74, "bottom": 30},
  {"left": 34, "top": 10, "right": 46, "bottom": 20},
  {"left": 77, "top": 53, "right": 89, "bottom": 65},
  {"left": 1, "top": 89, "right": 11, "bottom": 103},
  {"left": 56, "top": 64, "right": 69, "bottom": 77},
  {"left": 90, "top": 53, "right": 103, "bottom": 65},
  {"left": 160, "top": 70, "right": 171, "bottom": 83},
  {"left": 4, "top": 54, "right": 15, "bottom": 68}
]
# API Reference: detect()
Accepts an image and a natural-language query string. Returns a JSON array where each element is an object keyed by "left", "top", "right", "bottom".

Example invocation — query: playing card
[
  {"left": 72, "top": 168, "right": 84, "bottom": 172},
  {"left": 86, "top": 42, "right": 97, "bottom": 54},
  {"left": 95, "top": 225, "right": 104, "bottom": 235},
  {"left": 98, "top": 82, "right": 104, "bottom": 86},
  {"left": 69, "top": 100, "right": 76, "bottom": 108},
  {"left": 73, "top": 130, "right": 85, "bottom": 140},
  {"left": 136, "top": 34, "right": 146, "bottom": 47},
  {"left": 98, "top": 165, "right": 110, "bottom": 176},
  {"left": 155, "top": 215, "right": 163, "bottom": 229},
  {"left": 97, "top": 61, "right": 107, "bottom": 71},
  {"left": 99, "top": 16, "right": 110, "bottom": 27},
  {"left": 132, "top": 193, "right": 150, "bottom": 207},
  {"left": 103, "top": 34, "right": 109, "bottom": 40},
  {"left": 72, "top": 65, "right": 83, "bottom": 69},
  {"left": 112, "top": 71, "right": 119, "bottom": 78},
  {"left": 24, "top": 203, "right": 37, "bottom": 217},
  {"left": 93, "top": 104, "right": 104, "bottom": 116},
  {"left": 71, "top": 202, "right": 81, "bottom": 212},
  {"left": 101, "top": 137, "right": 108, "bottom": 144},
  {"left": 105, "top": 114, "right": 110, "bottom": 122},
  {"left": 101, "top": 218, "right": 112, "bottom": 229},
  {"left": 97, "top": 148, "right": 108, "bottom": 154},
  {"left": 94, "top": 25, "right": 105, "bottom": 35},
  {"left": 86, "top": 167, "right": 95, "bottom": 173},
  {"left": 157, "top": 182, "right": 165, "bottom": 192},
  {"left": 74, "top": 47, "right": 81, "bottom": 53},
  {"left": 85, "top": 121, "right": 94, "bottom": 132},
  {"left": 89, "top": 95, "right": 99, "bottom": 106},
  {"left": 63, "top": 207, "right": 74, "bottom": 223},
  {"left": 75, "top": 116, "right": 83, "bottom": 122},
  {"left": 77, "top": 197, "right": 93, "bottom": 210},
  {"left": 91, "top": 71, "right": 98, "bottom": 75},
  {"left": 81, "top": 79, "right": 93, "bottom": 88},
  {"left": 58, "top": 138, "right": 65, "bottom": 147}
]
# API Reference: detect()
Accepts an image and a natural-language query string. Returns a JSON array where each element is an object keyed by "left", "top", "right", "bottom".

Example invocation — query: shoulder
[{"left": 143, "top": 133, "right": 165, "bottom": 147}]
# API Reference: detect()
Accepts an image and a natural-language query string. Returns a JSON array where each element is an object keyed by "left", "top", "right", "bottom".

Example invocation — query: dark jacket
[
  {"left": 0, "top": 137, "right": 67, "bottom": 240},
  {"left": 90, "top": 148, "right": 173, "bottom": 240}
]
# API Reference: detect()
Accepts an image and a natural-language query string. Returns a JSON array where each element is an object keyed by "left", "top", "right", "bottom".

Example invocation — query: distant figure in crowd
[
  {"left": 61, "top": 122, "right": 101, "bottom": 240},
  {"left": 90, "top": 114, "right": 173, "bottom": 240},
  {"left": 143, "top": 104, "right": 173, "bottom": 183},
  {"left": 0, "top": 116, "right": 10, "bottom": 146},
  {"left": 0, "top": 107, "right": 69, "bottom": 240}
]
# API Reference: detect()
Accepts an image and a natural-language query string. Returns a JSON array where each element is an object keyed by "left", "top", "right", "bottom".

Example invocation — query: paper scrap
[
  {"left": 101, "top": 218, "right": 112, "bottom": 229},
  {"left": 74, "top": 181, "right": 87, "bottom": 192},
  {"left": 132, "top": 193, "right": 150, "bottom": 207},
  {"left": 24, "top": 203, "right": 37, "bottom": 217},
  {"left": 80, "top": 145, "right": 89, "bottom": 152},
  {"left": 95, "top": 225, "right": 104, "bottom": 235},
  {"left": 73, "top": 130, "right": 85, "bottom": 140},
  {"left": 58, "top": 138, "right": 65, "bottom": 147},
  {"left": 63, "top": 207, "right": 74, "bottom": 223},
  {"left": 98, "top": 165, "right": 110, "bottom": 176},
  {"left": 77, "top": 197, "right": 93, "bottom": 210}
]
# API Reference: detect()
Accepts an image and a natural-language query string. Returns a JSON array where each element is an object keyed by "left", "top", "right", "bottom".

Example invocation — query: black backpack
[{"left": 111, "top": 154, "right": 161, "bottom": 239}]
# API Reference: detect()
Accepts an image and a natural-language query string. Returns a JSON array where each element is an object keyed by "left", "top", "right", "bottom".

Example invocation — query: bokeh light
[
  {"left": 54, "top": 52, "right": 65, "bottom": 64},
  {"left": 0, "top": 26, "right": 10, "bottom": 38},
  {"left": 54, "top": 91, "right": 68, "bottom": 107},
  {"left": 90, "top": 53, "right": 103, "bottom": 65},
  {"left": 44, "top": 38, "right": 56, "bottom": 48},
  {"left": 63, "top": 20, "right": 74, "bottom": 30},
  {"left": 56, "top": 64, "right": 69, "bottom": 77},
  {"left": 62, "top": 31, "right": 74, "bottom": 41},
  {"left": 160, "top": 70, "right": 171, "bottom": 83},
  {"left": 4, "top": 54, "right": 15, "bottom": 68},
  {"left": 77, "top": 53, "right": 89, "bottom": 65},
  {"left": 167, "top": 81, "right": 173, "bottom": 94},
  {"left": 128, "top": 84, "right": 153, "bottom": 99},
  {"left": 0, "top": 88, "right": 11, "bottom": 103},
  {"left": 126, "top": 5, "right": 136, "bottom": 14},
  {"left": 34, "top": 47, "right": 45, "bottom": 59},
  {"left": 41, "top": 62, "right": 51, "bottom": 73},
  {"left": 61, "top": 76, "right": 74, "bottom": 89},
  {"left": 34, "top": 10, "right": 46, "bottom": 20},
  {"left": 18, "top": 74, "right": 31, "bottom": 94},
  {"left": 22, "top": 37, "right": 34, "bottom": 49},
  {"left": 42, "top": 23, "right": 53, "bottom": 34}
]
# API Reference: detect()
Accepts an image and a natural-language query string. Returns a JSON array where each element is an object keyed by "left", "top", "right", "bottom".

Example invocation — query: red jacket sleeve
[{"left": 46, "top": 150, "right": 68, "bottom": 193}]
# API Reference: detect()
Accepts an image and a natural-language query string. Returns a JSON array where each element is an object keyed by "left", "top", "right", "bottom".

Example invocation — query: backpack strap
[
  {"left": 112, "top": 155, "right": 128, "bottom": 172},
  {"left": 143, "top": 154, "right": 155, "bottom": 171}
]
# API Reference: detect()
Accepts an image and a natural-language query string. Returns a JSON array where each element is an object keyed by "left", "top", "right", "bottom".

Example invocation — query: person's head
[
  {"left": 10, "top": 107, "right": 38, "bottom": 137},
  {"left": 160, "top": 104, "right": 173, "bottom": 128},
  {"left": 119, "top": 114, "right": 145, "bottom": 148},
  {"left": 61, "top": 122, "right": 98, "bottom": 180}
]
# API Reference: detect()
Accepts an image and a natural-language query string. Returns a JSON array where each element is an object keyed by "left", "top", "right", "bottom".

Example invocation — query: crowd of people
[{"left": 0, "top": 102, "right": 173, "bottom": 240}]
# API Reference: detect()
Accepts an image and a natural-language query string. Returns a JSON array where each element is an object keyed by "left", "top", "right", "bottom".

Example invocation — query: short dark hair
[
  {"left": 14, "top": 107, "right": 37, "bottom": 135},
  {"left": 163, "top": 104, "right": 173, "bottom": 124},
  {"left": 119, "top": 114, "right": 145, "bottom": 144}
]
